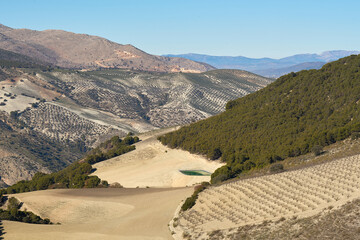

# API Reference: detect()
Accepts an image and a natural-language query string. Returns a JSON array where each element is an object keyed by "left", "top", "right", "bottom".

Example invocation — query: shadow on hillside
[
  {"left": 1, "top": 196, "right": 8, "bottom": 205},
  {"left": 0, "top": 221, "right": 5, "bottom": 239}
]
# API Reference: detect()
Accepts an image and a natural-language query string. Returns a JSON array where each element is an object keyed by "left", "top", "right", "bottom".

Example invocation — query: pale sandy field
[
  {"left": 92, "top": 128, "right": 224, "bottom": 188},
  {"left": 3, "top": 187, "right": 193, "bottom": 240}
]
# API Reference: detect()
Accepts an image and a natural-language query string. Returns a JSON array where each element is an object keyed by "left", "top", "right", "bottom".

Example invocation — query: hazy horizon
[{"left": 1, "top": 0, "right": 360, "bottom": 58}]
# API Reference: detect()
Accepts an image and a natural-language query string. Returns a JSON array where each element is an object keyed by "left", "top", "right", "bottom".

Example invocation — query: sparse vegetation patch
[
  {"left": 181, "top": 182, "right": 210, "bottom": 211},
  {"left": 1, "top": 134, "right": 139, "bottom": 194},
  {"left": 83, "top": 134, "right": 139, "bottom": 164}
]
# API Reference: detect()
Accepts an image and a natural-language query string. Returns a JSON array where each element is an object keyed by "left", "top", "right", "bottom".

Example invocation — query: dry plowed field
[
  {"left": 4, "top": 187, "right": 192, "bottom": 240},
  {"left": 92, "top": 128, "right": 224, "bottom": 188}
]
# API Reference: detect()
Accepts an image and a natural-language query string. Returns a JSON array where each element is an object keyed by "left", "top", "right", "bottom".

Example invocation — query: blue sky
[{"left": 1, "top": 0, "right": 359, "bottom": 58}]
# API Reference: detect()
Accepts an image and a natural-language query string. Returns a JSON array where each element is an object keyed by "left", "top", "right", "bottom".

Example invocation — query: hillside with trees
[
  {"left": 159, "top": 54, "right": 360, "bottom": 183},
  {"left": 0, "top": 196, "right": 51, "bottom": 224},
  {"left": 0, "top": 56, "right": 271, "bottom": 186},
  {"left": 0, "top": 111, "right": 85, "bottom": 186},
  {"left": 1, "top": 135, "right": 139, "bottom": 194}
]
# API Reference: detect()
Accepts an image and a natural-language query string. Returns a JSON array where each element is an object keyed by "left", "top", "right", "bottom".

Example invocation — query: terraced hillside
[
  {"left": 20, "top": 102, "right": 123, "bottom": 148},
  {"left": 0, "top": 65, "right": 271, "bottom": 185},
  {"left": 0, "top": 111, "right": 84, "bottom": 186},
  {"left": 36, "top": 68, "right": 272, "bottom": 128},
  {"left": 174, "top": 154, "right": 360, "bottom": 239}
]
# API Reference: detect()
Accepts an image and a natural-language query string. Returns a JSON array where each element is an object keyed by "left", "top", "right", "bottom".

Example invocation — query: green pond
[{"left": 179, "top": 170, "right": 211, "bottom": 176}]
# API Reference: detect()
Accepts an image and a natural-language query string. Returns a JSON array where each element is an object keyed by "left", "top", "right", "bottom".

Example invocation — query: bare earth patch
[
  {"left": 4, "top": 187, "right": 193, "bottom": 240},
  {"left": 92, "top": 128, "right": 224, "bottom": 188}
]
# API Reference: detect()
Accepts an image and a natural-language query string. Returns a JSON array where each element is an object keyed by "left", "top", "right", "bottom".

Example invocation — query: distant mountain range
[
  {"left": 0, "top": 24, "right": 214, "bottom": 73},
  {"left": 165, "top": 50, "right": 360, "bottom": 78},
  {"left": 2, "top": 24, "right": 356, "bottom": 78}
]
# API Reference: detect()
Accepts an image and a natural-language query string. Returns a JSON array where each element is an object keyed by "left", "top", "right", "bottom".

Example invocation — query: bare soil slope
[
  {"left": 92, "top": 128, "right": 224, "bottom": 187},
  {"left": 3, "top": 187, "right": 192, "bottom": 240},
  {"left": 0, "top": 24, "right": 214, "bottom": 72}
]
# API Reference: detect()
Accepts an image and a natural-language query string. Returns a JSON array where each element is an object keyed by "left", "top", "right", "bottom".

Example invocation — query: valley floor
[{"left": 3, "top": 187, "right": 192, "bottom": 240}]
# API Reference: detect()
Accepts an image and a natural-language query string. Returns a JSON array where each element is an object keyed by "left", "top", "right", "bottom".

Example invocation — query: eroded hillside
[
  {"left": 0, "top": 24, "right": 214, "bottom": 72},
  {"left": 0, "top": 111, "right": 83, "bottom": 186},
  {"left": 0, "top": 65, "right": 272, "bottom": 185},
  {"left": 35, "top": 68, "right": 272, "bottom": 128}
]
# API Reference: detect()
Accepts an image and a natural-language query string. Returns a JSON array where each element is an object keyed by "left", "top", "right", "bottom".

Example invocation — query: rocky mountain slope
[
  {"left": 0, "top": 24, "right": 214, "bottom": 72},
  {"left": 165, "top": 50, "right": 359, "bottom": 78},
  {"left": 0, "top": 62, "right": 272, "bottom": 185},
  {"left": 0, "top": 48, "right": 48, "bottom": 66}
]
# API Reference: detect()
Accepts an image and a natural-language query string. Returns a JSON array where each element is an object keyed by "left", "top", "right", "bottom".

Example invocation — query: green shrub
[
  {"left": 110, "top": 182, "right": 123, "bottom": 188},
  {"left": 85, "top": 176, "right": 101, "bottom": 188},
  {"left": 311, "top": 145, "right": 323, "bottom": 156},
  {"left": 181, "top": 182, "right": 209, "bottom": 211},
  {"left": 209, "top": 148, "right": 222, "bottom": 160},
  {"left": 181, "top": 195, "right": 197, "bottom": 211},
  {"left": 101, "top": 180, "right": 109, "bottom": 187},
  {"left": 1, "top": 162, "right": 95, "bottom": 195},
  {"left": 84, "top": 135, "right": 139, "bottom": 165},
  {"left": 0, "top": 196, "right": 51, "bottom": 224},
  {"left": 7, "top": 197, "right": 20, "bottom": 210},
  {"left": 269, "top": 163, "right": 284, "bottom": 173},
  {"left": 351, "top": 132, "right": 360, "bottom": 140}
]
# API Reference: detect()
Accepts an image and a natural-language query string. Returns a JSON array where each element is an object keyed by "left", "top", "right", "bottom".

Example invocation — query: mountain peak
[
  {"left": 0, "top": 24, "right": 12, "bottom": 31},
  {"left": 0, "top": 25, "right": 215, "bottom": 72}
]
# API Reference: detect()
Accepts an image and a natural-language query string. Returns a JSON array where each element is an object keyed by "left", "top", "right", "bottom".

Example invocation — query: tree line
[
  {"left": 1, "top": 134, "right": 139, "bottom": 195},
  {"left": 0, "top": 196, "right": 51, "bottom": 224},
  {"left": 159, "top": 54, "right": 360, "bottom": 183}
]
